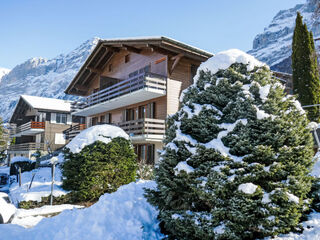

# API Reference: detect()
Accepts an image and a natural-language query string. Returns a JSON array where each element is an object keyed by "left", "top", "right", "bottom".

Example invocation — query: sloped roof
[
  {"left": 65, "top": 36, "right": 213, "bottom": 95},
  {"left": 21, "top": 95, "right": 71, "bottom": 112},
  {"left": 9, "top": 95, "right": 72, "bottom": 123}
]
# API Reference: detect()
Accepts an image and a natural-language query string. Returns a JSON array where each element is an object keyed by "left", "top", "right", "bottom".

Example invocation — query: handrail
[
  {"left": 9, "top": 142, "right": 45, "bottom": 151},
  {"left": 78, "top": 72, "right": 166, "bottom": 109},
  {"left": 117, "top": 118, "right": 165, "bottom": 136},
  {"left": 14, "top": 121, "right": 45, "bottom": 134},
  {"left": 63, "top": 123, "right": 86, "bottom": 140}
]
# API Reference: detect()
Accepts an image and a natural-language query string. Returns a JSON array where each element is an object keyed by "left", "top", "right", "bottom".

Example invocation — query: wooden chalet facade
[
  {"left": 8, "top": 95, "right": 79, "bottom": 160},
  {"left": 65, "top": 36, "right": 213, "bottom": 164}
]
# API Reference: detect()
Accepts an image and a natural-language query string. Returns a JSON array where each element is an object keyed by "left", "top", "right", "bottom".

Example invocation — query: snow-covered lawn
[
  {"left": 0, "top": 180, "right": 163, "bottom": 240},
  {"left": 9, "top": 166, "right": 67, "bottom": 204},
  {"left": 11, "top": 204, "right": 83, "bottom": 228}
]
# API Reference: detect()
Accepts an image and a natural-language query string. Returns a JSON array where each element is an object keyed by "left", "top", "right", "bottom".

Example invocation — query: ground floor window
[{"left": 134, "top": 144, "right": 154, "bottom": 165}]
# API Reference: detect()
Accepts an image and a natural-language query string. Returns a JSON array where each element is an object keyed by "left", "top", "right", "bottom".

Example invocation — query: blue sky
[{"left": 0, "top": 0, "right": 305, "bottom": 69}]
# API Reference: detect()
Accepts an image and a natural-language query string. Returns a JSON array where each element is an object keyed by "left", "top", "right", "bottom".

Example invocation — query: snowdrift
[{"left": 0, "top": 181, "right": 163, "bottom": 240}]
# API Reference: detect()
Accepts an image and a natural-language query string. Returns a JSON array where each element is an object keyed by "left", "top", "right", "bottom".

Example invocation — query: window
[
  {"left": 138, "top": 102, "right": 155, "bottom": 119},
  {"left": 105, "top": 113, "right": 112, "bottom": 124},
  {"left": 147, "top": 102, "right": 155, "bottom": 118},
  {"left": 125, "top": 54, "right": 130, "bottom": 63},
  {"left": 135, "top": 144, "right": 155, "bottom": 165},
  {"left": 138, "top": 106, "right": 145, "bottom": 119},
  {"left": 128, "top": 65, "right": 151, "bottom": 78},
  {"left": 125, "top": 108, "right": 135, "bottom": 121},
  {"left": 100, "top": 115, "right": 105, "bottom": 123},
  {"left": 91, "top": 117, "right": 98, "bottom": 126},
  {"left": 191, "top": 64, "right": 197, "bottom": 84},
  {"left": 56, "top": 113, "right": 67, "bottom": 124}
]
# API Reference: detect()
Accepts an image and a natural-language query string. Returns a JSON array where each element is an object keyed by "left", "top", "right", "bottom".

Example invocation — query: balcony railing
[
  {"left": 11, "top": 121, "right": 45, "bottom": 136},
  {"left": 117, "top": 118, "right": 165, "bottom": 137},
  {"left": 63, "top": 123, "right": 86, "bottom": 140},
  {"left": 74, "top": 72, "right": 166, "bottom": 110},
  {"left": 8, "top": 143, "right": 45, "bottom": 151}
]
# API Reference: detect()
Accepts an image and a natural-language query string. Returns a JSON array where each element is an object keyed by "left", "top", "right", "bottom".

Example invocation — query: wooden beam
[
  {"left": 80, "top": 71, "right": 95, "bottom": 86},
  {"left": 99, "top": 52, "right": 115, "bottom": 71},
  {"left": 121, "top": 45, "right": 141, "bottom": 54},
  {"left": 92, "top": 48, "right": 109, "bottom": 69},
  {"left": 87, "top": 67, "right": 102, "bottom": 74},
  {"left": 170, "top": 53, "right": 184, "bottom": 75},
  {"left": 74, "top": 84, "right": 88, "bottom": 91}
]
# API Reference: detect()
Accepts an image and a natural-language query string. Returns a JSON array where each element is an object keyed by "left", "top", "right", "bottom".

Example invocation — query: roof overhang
[{"left": 65, "top": 36, "right": 213, "bottom": 96}]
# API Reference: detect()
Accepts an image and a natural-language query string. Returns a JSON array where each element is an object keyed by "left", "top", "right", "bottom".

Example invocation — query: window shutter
[
  {"left": 51, "top": 113, "right": 56, "bottom": 123},
  {"left": 67, "top": 114, "right": 72, "bottom": 125}
]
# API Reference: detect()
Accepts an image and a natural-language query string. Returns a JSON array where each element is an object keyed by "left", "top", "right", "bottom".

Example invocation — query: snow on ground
[
  {"left": 195, "top": 49, "right": 267, "bottom": 82},
  {"left": 11, "top": 204, "right": 83, "bottom": 228},
  {"left": 9, "top": 166, "right": 67, "bottom": 204},
  {"left": 0, "top": 180, "right": 163, "bottom": 240},
  {"left": 0, "top": 166, "right": 10, "bottom": 174},
  {"left": 65, "top": 124, "right": 129, "bottom": 153}
]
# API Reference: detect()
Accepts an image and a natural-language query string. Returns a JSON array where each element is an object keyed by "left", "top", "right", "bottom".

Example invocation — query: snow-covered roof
[
  {"left": 21, "top": 95, "right": 71, "bottom": 112},
  {"left": 98, "top": 36, "right": 214, "bottom": 57}
]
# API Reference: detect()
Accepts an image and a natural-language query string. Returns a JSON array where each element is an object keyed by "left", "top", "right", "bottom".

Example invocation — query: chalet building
[
  {"left": 8, "top": 95, "right": 80, "bottom": 160},
  {"left": 64, "top": 36, "right": 213, "bottom": 164}
]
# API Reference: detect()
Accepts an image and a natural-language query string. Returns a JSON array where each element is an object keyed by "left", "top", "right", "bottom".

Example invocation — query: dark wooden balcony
[
  {"left": 8, "top": 142, "right": 45, "bottom": 151},
  {"left": 63, "top": 123, "right": 86, "bottom": 140},
  {"left": 11, "top": 121, "right": 45, "bottom": 137}
]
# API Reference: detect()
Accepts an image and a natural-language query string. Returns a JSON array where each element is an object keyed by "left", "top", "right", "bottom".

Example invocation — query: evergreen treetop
[{"left": 292, "top": 11, "right": 320, "bottom": 121}]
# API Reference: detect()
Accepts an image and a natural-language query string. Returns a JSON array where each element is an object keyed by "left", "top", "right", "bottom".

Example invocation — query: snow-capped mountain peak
[
  {"left": 0, "top": 37, "right": 99, "bottom": 121},
  {"left": 248, "top": 0, "right": 320, "bottom": 73}
]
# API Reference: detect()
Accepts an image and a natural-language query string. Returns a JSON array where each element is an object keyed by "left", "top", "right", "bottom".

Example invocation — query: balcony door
[
  {"left": 138, "top": 102, "right": 155, "bottom": 119},
  {"left": 135, "top": 144, "right": 154, "bottom": 165}
]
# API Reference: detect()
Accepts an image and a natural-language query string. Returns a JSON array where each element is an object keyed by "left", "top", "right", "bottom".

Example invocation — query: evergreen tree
[
  {"left": 292, "top": 12, "right": 320, "bottom": 121},
  {"left": 62, "top": 137, "right": 137, "bottom": 202},
  {"left": 146, "top": 60, "right": 315, "bottom": 239}
]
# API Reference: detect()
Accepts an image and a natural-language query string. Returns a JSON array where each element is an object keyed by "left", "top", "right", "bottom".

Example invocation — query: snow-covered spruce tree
[{"left": 145, "top": 50, "right": 315, "bottom": 239}]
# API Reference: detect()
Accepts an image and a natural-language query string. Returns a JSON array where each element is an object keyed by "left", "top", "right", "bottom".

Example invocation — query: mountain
[
  {"left": 0, "top": 68, "right": 11, "bottom": 82},
  {"left": 0, "top": 38, "right": 99, "bottom": 121},
  {"left": 248, "top": 0, "right": 320, "bottom": 73}
]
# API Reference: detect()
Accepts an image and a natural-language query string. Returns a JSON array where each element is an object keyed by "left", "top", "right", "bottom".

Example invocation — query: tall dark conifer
[{"left": 292, "top": 12, "right": 320, "bottom": 121}]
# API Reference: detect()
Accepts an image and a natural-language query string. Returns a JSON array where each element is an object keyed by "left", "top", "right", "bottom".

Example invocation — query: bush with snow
[
  {"left": 65, "top": 124, "right": 129, "bottom": 153},
  {"left": 62, "top": 137, "right": 137, "bottom": 202},
  {"left": 146, "top": 49, "right": 315, "bottom": 239}
]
